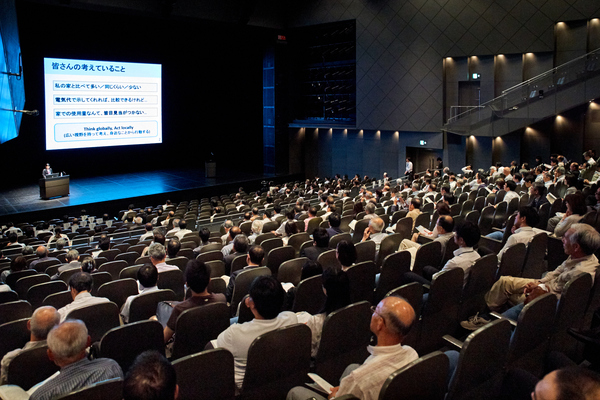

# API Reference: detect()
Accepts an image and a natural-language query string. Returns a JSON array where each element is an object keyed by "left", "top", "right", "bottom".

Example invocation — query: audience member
[
  {"left": 225, "top": 245, "right": 265, "bottom": 302},
  {"left": 121, "top": 264, "right": 160, "bottom": 323},
  {"left": 123, "top": 351, "right": 178, "bottom": 400},
  {"left": 149, "top": 243, "right": 179, "bottom": 273},
  {"left": 300, "top": 228, "right": 330, "bottom": 261}
]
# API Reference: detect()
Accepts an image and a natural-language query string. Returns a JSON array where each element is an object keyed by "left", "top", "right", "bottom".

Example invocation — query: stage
[{"left": 0, "top": 168, "right": 302, "bottom": 224}]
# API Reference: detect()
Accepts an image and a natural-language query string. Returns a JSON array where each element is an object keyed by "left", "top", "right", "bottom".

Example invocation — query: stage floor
[{"left": 0, "top": 168, "right": 275, "bottom": 218}]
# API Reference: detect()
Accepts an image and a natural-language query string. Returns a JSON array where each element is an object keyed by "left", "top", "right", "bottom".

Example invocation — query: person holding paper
[{"left": 287, "top": 296, "right": 417, "bottom": 400}]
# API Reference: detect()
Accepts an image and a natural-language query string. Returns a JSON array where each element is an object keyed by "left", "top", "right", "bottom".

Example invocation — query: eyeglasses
[{"left": 370, "top": 306, "right": 386, "bottom": 325}]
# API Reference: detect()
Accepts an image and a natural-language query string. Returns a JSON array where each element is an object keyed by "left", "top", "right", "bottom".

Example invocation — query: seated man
[
  {"left": 57, "top": 272, "right": 111, "bottom": 322},
  {"left": 91, "top": 234, "right": 110, "bottom": 259},
  {"left": 224, "top": 234, "right": 250, "bottom": 276},
  {"left": 0, "top": 306, "right": 60, "bottom": 384},
  {"left": 138, "top": 223, "right": 154, "bottom": 242},
  {"left": 163, "top": 260, "right": 226, "bottom": 343},
  {"left": 462, "top": 223, "right": 600, "bottom": 330},
  {"left": 174, "top": 220, "right": 192, "bottom": 240},
  {"left": 287, "top": 296, "right": 417, "bottom": 400},
  {"left": 29, "top": 246, "right": 60, "bottom": 271},
  {"left": 149, "top": 243, "right": 179, "bottom": 273},
  {"left": 166, "top": 239, "right": 181, "bottom": 260},
  {"left": 403, "top": 220, "right": 481, "bottom": 288},
  {"left": 406, "top": 198, "right": 422, "bottom": 229},
  {"left": 123, "top": 351, "right": 178, "bottom": 400},
  {"left": 120, "top": 264, "right": 160, "bottom": 324},
  {"left": 28, "top": 320, "right": 123, "bottom": 400},
  {"left": 363, "top": 202, "right": 377, "bottom": 220},
  {"left": 225, "top": 245, "right": 265, "bottom": 302},
  {"left": 166, "top": 219, "right": 181, "bottom": 237},
  {"left": 222, "top": 226, "right": 242, "bottom": 257},
  {"left": 57, "top": 249, "right": 81, "bottom": 273},
  {"left": 300, "top": 228, "right": 330, "bottom": 261},
  {"left": 213, "top": 275, "right": 297, "bottom": 389},
  {"left": 326, "top": 213, "right": 343, "bottom": 238},
  {"left": 495, "top": 206, "right": 539, "bottom": 263},
  {"left": 399, "top": 215, "right": 455, "bottom": 268},
  {"left": 361, "top": 217, "right": 387, "bottom": 254},
  {"left": 192, "top": 227, "right": 212, "bottom": 255}
]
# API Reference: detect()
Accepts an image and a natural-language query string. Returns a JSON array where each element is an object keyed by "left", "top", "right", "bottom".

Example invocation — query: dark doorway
[{"left": 406, "top": 147, "right": 443, "bottom": 174}]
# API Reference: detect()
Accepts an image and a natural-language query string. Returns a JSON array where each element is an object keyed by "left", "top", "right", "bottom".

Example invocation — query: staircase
[{"left": 443, "top": 48, "right": 600, "bottom": 137}]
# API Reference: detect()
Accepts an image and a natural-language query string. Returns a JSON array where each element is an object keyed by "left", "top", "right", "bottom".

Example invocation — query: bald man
[
  {"left": 287, "top": 296, "right": 418, "bottom": 400},
  {"left": 29, "top": 246, "right": 60, "bottom": 271},
  {"left": 0, "top": 306, "right": 60, "bottom": 384},
  {"left": 29, "top": 320, "right": 122, "bottom": 400}
]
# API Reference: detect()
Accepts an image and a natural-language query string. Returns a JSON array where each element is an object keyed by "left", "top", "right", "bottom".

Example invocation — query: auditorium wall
[{"left": 286, "top": 0, "right": 600, "bottom": 178}]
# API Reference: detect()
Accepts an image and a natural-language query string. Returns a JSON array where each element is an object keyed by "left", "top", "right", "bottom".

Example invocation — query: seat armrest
[
  {"left": 490, "top": 312, "right": 518, "bottom": 327},
  {"left": 442, "top": 334, "right": 464, "bottom": 349},
  {"left": 422, "top": 283, "right": 430, "bottom": 292}
]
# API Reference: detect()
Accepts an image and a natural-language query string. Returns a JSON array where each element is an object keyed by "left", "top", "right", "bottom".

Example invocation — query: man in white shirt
[
  {"left": 496, "top": 206, "right": 539, "bottom": 263},
  {"left": 502, "top": 180, "right": 520, "bottom": 203},
  {"left": 405, "top": 157, "right": 413, "bottom": 178},
  {"left": 149, "top": 243, "right": 179, "bottom": 273},
  {"left": 399, "top": 215, "right": 455, "bottom": 268},
  {"left": 287, "top": 296, "right": 418, "bottom": 400},
  {"left": 166, "top": 219, "right": 181, "bottom": 237},
  {"left": 57, "top": 272, "right": 111, "bottom": 322},
  {"left": 361, "top": 217, "right": 387, "bottom": 256},
  {"left": 120, "top": 264, "right": 160, "bottom": 323},
  {"left": 212, "top": 276, "right": 297, "bottom": 389},
  {"left": 174, "top": 220, "right": 192, "bottom": 240},
  {"left": 462, "top": 223, "right": 600, "bottom": 330}
]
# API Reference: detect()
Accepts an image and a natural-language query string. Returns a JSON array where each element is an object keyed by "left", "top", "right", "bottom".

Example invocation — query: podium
[{"left": 39, "top": 175, "right": 70, "bottom": 199}]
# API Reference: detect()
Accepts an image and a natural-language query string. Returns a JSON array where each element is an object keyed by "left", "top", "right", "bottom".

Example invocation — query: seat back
[
  {"left": 0, "top": 300, "right": 32, "bottom": 325},
  {"left": 288, "top": 232, "right": 311, "bottom": 256},
  {"left": 42, "top": 290, "right": 72, "bottom": 309},
  {"left": 230, "top": 254, "right": 248, "bottom": 274},
  {"left": 412, "top": 241, "right": 442, "bottom": 276},
  {"left": 90, "top": 271, "right": 112, "bottom": 295},
  {"left": 317, "top": 249, "right": 342, "bottom": 270},
  {"left": 347, "top": 261, "right": 376, "bottom": 304},
  {"left": 172, "top": 349, "right": 236, "bottom": 400},
  {"left": 446, "top": 319, "right": 513, "bottom": 400},
  {"left": 551, "top": 272, "right": 593, "bottom": 358},
  {"left": 31, "top": 258, "right": 61, "bottom": 273},
  {"left": 537, "top": 202, "right": 550, "bottom": 230},
  {"left": 465, "top": 210, "right": 480, "bottom": 225},
  {"left": 377, "top": 234, "right": 403, "bottom": 266},
  {"left": 157, "top": 269, "right": 185, "bottom": 300},
  {"left": 199, "top": 243, "right": 223, "bottom": 254},
  {"left": 394, "top": 217, "right": 413, "bottom": 242},
  {"left": 411, "top": 268, "right": 463, "bottom": 354},
  {"left": 196, "top": 250, "right": 224, "bottom": 263},
  {"left": 460, "top": 200, "right": 474, "bottom": 216},
  {"left": 98, "top": 249, "right": 120, "bottom": 261},
  {"left": 96, "top": 278, "right": 139, "bottom": 309},
  {"left": 508, "top": 293, "right": 558, "bottom": 371},
  {"left": 492, "top": 201, "right": 508, "bottom": 229},
  {"left": 375, "top": 251, "right": 412, "bottom": 303},
  {"left": 329, "top": 233, "right": 352, "bottom": 249},
  {"left": 477, "top": 205, "right": 495, "bottom": 235},
  {"left": 265, "top": 246, "right": 295, "bottom": 276},
  {"left": 7, "top": 345, "right": 58, "bottom": 390},
  {"left": 521, "top": 232, "right": 548, "bottom": 278},
  {"left": 0, "top": 318, "right": 29, "bottom": 361},
  {"left": 99, "top": 320, "right": 165, "bottom": 373},
  {"left": 119, "top": 265, "right": 141, "bottom": 280},
  {"left": 459, "top": 254, "right": 498, "bottom": 321},
  {"left": 306, "top": 217, "right": 323, "bottom": 235},
  {"left": 65, "top": 302, "right": 120, "bottom": 342},
  {"left": 114, "top": 251, "right": 138, "bottom": 266},
  {"left": 497, "top": 243, "right": 526, "bottom": 279},
  {"left": 339, "top": 215, "right": 354, "bottom": 232},
  {"left": 355, "top": 240, "right": 376, "bottom": 263},
  {"left": 129, "top": 289, "right": 177, "bottom": 323},
  {"left": 53, "top": 378, "right": 123, "bottom": 400},
  {"left": 98, "top": 260, "right": 129, "bottom": 280},
  {"left": 27, "top": 280, "right": 67, "bottom": 309},
  {"left": 241, "top": 324, "right": 311, "bottom": 400},
  {"left": 352, "top": 219, "right": 370, "bottom": 243},
  {"left": 230, "top": 267, "right": 271, "bottom": 316},
  {"left": 166, "top": 256, "right": 190, "bottom": 271},
  {"left": 413, "top": 213, "right": 431, "bottom": 234},
  {"left": 292, "top": 275, "right": 327, "bottom": 314},
  {"left": 0, "top": 290, "right": 18, "bottom": 304},
  {"left": 172, "top": 302, "right": 230, "bottom": 360},
  {"left": 379, "top": 351, "right": 449, "bottom": 400},
  {"left": 278, "top": 257, "right": 308, "bottom": 287},
  {"left": 14, "top": 274, "right": 51, "bottom": 299},
  {"left": 6, "top": 270, "right": 37, "bottom": 289},
  {"left": 315, "top": 301, "right": 372, "bottom": 383}
]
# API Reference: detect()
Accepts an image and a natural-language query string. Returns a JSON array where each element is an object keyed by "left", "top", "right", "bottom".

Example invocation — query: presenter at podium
[{"left": 42, "top": 163, "right": 52, "bottom": 178}]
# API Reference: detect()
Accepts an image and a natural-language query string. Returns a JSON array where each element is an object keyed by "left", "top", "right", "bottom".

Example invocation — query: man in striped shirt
[{"left": 29, "top": 320, "right": 122, "bottom": 400}]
